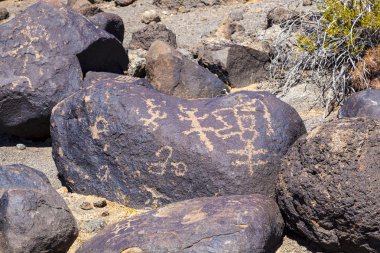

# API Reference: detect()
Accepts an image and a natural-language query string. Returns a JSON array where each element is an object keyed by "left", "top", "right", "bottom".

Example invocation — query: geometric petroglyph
[
  {"left": 147, "top": 146, "right": 188, "bottom": 177},
  {"left": 140, "top": 99, "right": 167, "bottom": 131},
  {"left": 178, "top": 99, "right": 274, "bottom": 175}
]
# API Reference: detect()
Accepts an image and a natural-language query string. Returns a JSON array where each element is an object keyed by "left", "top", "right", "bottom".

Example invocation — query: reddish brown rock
[
  {"left": 77, "top": 195, "right": 284, "bottom": 253},
  {"left": 277, "top": 118, "right": 380, "bottom": 253},
  {"left": 146, "top": 41, "right": 227, "bottom": 98}
]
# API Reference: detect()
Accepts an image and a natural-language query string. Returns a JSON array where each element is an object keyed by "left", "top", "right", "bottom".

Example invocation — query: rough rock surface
[
  {"left": 77, "top": 194, "right": 284, "bottom": 253},
  {"left": 277, "top": 118, "right": 380, "bottom": 253},
  {"left": 339, "top": 90, "right": 380, "bottom": 119},
  {"left": 146, "top": 41, "right": 228, "bottom": 98},
  {"left": 51, "top": 78, "right": 305, "bottom": 208},
  {"left": 198, "top": 44, "right": 270, "bottom": 87},
  {"left": 129, "top": 23, "right": 177, "bottom": 50},
  {"left": 89, "top": 12, "right": 125, "bottom": 42},
  {"left": 0, "top": 164, "right": 78, "bottom": 253},
  {"left": 83, "top": 71, "right": 152, "bottom": 88},
  {"left": 0, "top": 1, "right": 128, "bottom": 138}
]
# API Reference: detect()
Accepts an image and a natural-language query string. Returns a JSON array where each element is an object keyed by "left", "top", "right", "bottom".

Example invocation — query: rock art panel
[
  {"left": 77, "top": 195, "right": 284, "bottom": 253},
  {"left": 51, "top": 79, "right": 306, "bottom": 208},
  {"left": 0, "top": 1, "right": 128, "bottom": 138}
]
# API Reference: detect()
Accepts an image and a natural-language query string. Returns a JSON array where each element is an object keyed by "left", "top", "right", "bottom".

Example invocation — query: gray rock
[
  {"left": 0, "top": 164, "right": 78, "bottom": 253},
  {"left": 229, "top": 9, "right": 244, "bottom": 21},
  {"left": 77, "top": 195, "right": 284, "bottom": 253},
  {"left": 82, "top": 219, "right": 106, "bottom": 233},
  {"left": 129, "top": 23, "right": 177, "bottom": 50},
  {"left": 16, "top": 143, "right": 26, "bottom": 150},
  {"left": 141, "top": 9, "right": 161, "bottom": 24}
]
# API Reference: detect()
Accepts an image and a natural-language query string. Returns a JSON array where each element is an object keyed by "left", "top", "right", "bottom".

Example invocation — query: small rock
[
  {"left": 16, "top": 144, "right": 26, "bottom": 150},
  {"left": 115, "top": 0, "right": 136, "bottom": 7},
  {"left": 267, "top": 7, "right": 299, "bottom": 28},
  {"left": 0, "top": 7, "right": 9, "bottom": 21},
  {"left": 80, "top": 201, "right": 93, "bottom": 210},
  {"left": 129, "top": 23, "right": 177, "bottom": 50},
  {"left": 94, "top": 199, "right": 107, "bottom": 208},
  {"left": 303, "top": 0, "right": 313, "bottom": 6},
  {"left": 101, "top": 211, "right": 110, "bottom": 217},
  {"left": 82, "top": 219, "right": 106, "bottom": 233},
  {"left": 177, "top": 6, "right": 188, "bottom": 13},
  {"left": 229, "top": 9, "right": 244, "bottom": 21},
  {"left": 141, "top": 10, "right": 161, "bottom": 24}
]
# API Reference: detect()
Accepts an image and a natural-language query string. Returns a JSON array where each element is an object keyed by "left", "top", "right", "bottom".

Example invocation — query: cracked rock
[{"left": 77, "top": 194, "right": 284, "bottom": 253}]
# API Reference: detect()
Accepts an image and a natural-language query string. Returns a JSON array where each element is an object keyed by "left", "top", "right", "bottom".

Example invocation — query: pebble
[
  {"left": 101, "top": 211, "right": 110, "bottom": 217},
  {"left": 141, "top": 10, "right": 161, "bottom": 24},
  {"left": 303, "top": 0, "right": 313, "bottom": 6},
  {"left": 93, "top": 199, "right": 107, "bottom": 208},
  {"left": 0, "top": 8, "right": 9, "bottom": 21},
  {"left": 229, "top": 9, "right": 244, "bottom": 21},
  {"left": 16, "top": 144, "right": 26, "bottom": 150},
  {"left": 80, "top": 201, "right": 93, "bottom": 210},
  {"left": 82, "top": 219, "right": 106, "bottom": 233}
]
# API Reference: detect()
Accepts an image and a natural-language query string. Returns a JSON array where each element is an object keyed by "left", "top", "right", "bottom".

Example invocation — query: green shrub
[{"left": 271, "top": 0, "right": 380, "bottom": 114}]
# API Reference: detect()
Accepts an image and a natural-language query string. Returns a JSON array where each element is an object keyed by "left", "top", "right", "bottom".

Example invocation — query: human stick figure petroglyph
[
  {"left": 140, "top": 98, "right": 167, "bottom": 131},
  {"left": 178, "top": 98, "right": 274, "bottom": 175}
]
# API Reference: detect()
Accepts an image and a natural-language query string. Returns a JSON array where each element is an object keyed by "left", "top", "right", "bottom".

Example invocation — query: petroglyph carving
[
  {"left": 140, "top": 99, "right": 167, "bottom": 131},
  {"left": 89, "top": 116, "right": 109, "bottom": 140},
  {"left": 97, "top": 165, "right": 111, "bottom": 182},
  {"left": 147, "top": 146, "right": 188, "bottom": 176},
  {"left": 178, "top": 99, "right": 274, "bottom": 174}
]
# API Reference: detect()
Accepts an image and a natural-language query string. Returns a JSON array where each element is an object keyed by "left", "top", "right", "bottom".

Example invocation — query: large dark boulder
[
  {"left": 51, "top": 78, "right": 306, "bottom": 208},
  {"left": 88, "top": 12, "right": 125, "bottom": 42},
  {"left": 129, "top": 23, "right": 177, "bottom": 50},
  {"left": 146, "top": 41, "right": 227, "bottom": 98},
  {"left": 198, "top": 44, "right": 271, "bottom": 88},
  {"left": 277, "top": 118, "right": 380, "bottom": 253},
  {"left": 339, "top": 90, "right": 380, "bottom": 119},
  {"left": 77, "top": 194, "right": 284, "bottom": 253},
  {"left": 0, "top": 1, "right": 128, "bottom": 138},
  {"left": 0, "top": 164, "right": 78, "bottom": 253}
]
